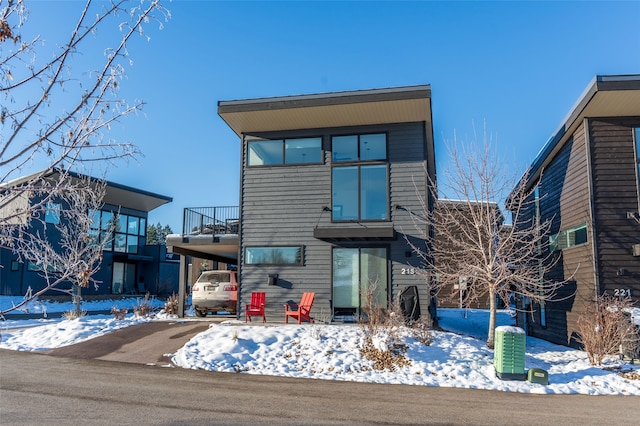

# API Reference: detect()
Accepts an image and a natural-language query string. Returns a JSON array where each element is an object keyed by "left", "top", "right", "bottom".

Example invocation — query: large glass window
[
  {"left": 248, "top": 140, "right": 283, "bottom": 165},
  {"left": 245, "top": 246, "right": 303, "bottom": 265},
  {"left": 112, "top": 262, "right": 136, "bottom": 294},
  {"left": 332, "top": 133, "right": 388, "bottom": 221},
  {"left": 285, "top": 138, "right": 322, "bottom": 164},
  {"left": 360, "top": 165, "right": 388, "bottom": 220},
  {"left": 332, "top": 166, "right": 358, "bottom": 220},
  {"left": 360, "top": 133, "right": 387, "bottom": 161},
  {"left": 247, "top": 137, "right": 322, "bottom": 166},
  {"left": 333, "top": 133, "right": 386, "bottom": 162},
  {"left": 89, "top": 209, "right": 146, "bottom": 253},
  {"left": 332, "top": 165, "right": 389, "bottom": 220},
  {"left": 332, "top": 247, "right": 388, "bottom": 319}
]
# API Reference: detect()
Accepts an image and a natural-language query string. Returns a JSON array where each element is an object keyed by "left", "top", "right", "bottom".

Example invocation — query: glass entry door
[
  {"left": 112, "top": 262, "right": 137, "bottom": 294},
  {"left": 332, "top": 247, "right": 388, "bottom": 319}
]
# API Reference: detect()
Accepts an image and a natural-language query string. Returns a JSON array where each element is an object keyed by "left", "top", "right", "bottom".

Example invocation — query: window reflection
[
  {"left": 331, "top": 133, "right": 389, "bottom": 221},
  {"left": 332, "top": 166, "right": 358, "bottom": 220}
]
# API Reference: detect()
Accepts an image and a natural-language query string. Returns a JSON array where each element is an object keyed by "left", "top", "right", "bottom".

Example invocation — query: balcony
[{"left": 182, "top": 206, "right": 239, "bottom": 236}]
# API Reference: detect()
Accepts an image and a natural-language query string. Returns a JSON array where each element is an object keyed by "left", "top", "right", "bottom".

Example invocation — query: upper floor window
[
  {"left": 247, "top": 137, "right": 322, "bottom": 166},
  {"left": 89, "top": 209, "right": 146, "bottom": 253},
  {"left": 331, "top": 133, "right": 388, "bottom": 221},
  {"left": 332, "top": 133, "right": 386, "bottom": 162},
  {"left": 44, "top": 202, "right": 61, "bottom": 224},
  {"left": 549, "top": 223, "right": 588, "bottom": 252}
]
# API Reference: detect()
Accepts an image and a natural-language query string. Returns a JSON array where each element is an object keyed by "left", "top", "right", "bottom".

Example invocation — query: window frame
[
  {"left": 331, "top": 246, "right": 389, "bottom": 319},
  {"left": 246, "top": 137, "right": 323, "bottom": 167},
  {"left": 331, "top": 132, "right": 389, "bottom": 222},
  {"left": 44, "top": 202, "right": 61, "bottom": 224},
  {"left": 245, "top": 246, "right": 304, "bottom": 265},
  {"left": 89, "top": 209, "right": 146, "bottom": 253},
  {"left": 549, "top": 223, "right": 588, "bottom": 252}
]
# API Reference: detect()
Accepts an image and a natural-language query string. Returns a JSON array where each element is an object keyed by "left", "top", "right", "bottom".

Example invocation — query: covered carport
[{"left": 166, "top": 233, "right": 239, "bottom": 317}]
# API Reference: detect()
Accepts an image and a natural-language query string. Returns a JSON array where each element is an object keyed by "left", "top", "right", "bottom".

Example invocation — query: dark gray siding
[
  {"left": 589, "top": 117, "right": 640, "bottom": 302},
  {"left": 525, "top": 123, "right": 596, "bottom": 346},
  {"left": 239, "top": 122, "right": 431, "bottom": 322}
]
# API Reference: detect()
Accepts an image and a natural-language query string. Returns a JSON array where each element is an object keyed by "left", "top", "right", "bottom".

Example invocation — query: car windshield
[{"left": 198, "top": 273, "right": 231, "bottom": 283}]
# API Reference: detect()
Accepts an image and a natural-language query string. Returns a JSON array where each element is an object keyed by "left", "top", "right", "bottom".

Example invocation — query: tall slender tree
[{"left": 407, "top": 127, "right": 571, "bottom": 348}]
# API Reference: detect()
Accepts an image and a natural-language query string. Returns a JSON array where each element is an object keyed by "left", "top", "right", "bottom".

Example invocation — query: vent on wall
[{"left": 633, "top": 244, "right": 640, "bottom": 257}]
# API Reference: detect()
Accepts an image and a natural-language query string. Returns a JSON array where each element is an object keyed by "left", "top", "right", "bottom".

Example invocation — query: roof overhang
[
  {"left": 218, "top": 85, "right": 432, "bottom": 136},
  {"left": 166, "top": 233, "right": 239, "bottom": 264},
  {"left": 101, "top": 181, "right": 172, "bottom": 212},
  {"left": 0, "top": 168, "right": 172, "bottom": 212},
  {"left": 524, "top": 74, "right": 640, "bottom": 190}
]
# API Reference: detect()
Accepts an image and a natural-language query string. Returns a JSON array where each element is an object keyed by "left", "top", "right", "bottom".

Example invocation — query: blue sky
[{"left": 17, "top": 0, "right": 640, "bottom": 232}]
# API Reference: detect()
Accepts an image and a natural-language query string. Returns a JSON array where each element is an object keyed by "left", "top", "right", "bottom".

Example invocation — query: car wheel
[{"left": 195, "top": 309, "right": 207, "bottom": 318}]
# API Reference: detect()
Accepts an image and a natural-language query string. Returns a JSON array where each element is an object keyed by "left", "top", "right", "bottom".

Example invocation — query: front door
[
  {"left": 332, "top": 247, "right": 388, "bottom": 320},
  {"left": 112, "top": 262, "right": 137, "bottom": 294}
]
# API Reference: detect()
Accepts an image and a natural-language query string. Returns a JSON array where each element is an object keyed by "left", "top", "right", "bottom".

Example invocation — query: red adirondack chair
[
  {"left": 245, "top": 292, "right": 266, "bottom": 323},
  {"left": 284, "top": 292, "right": 315, "bottom": 324}
]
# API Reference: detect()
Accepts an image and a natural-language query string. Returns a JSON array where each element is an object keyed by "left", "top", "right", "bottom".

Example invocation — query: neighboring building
[
  {"left": 513, "top": 74, "right": 640, "bottom": 347},
  {"left": 434, "top": 199, "right": 503, "bottom": 309},
  {"left": 0, "top": 169, "right": 175, "bottom": 297},
  {"left": 215, "top": 85, "right": 436, "bottom": 322}
]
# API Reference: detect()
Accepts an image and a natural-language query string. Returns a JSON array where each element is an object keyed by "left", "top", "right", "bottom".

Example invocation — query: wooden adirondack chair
[
  {"left": 245, "top": 292, "right": 266, "bottom": 323},
  {"left": 284, "top": 292, "right": 315, "bottom": 324}
]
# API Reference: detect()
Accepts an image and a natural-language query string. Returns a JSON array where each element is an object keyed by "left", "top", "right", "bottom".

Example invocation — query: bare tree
[
  {"left": 0, "top": 0, "right": 168, "bottom": 311},
  {"left": 1, "top": 173, "right": 112, "bottom": 316},
  {"left": 407, "top": 127, "right": 569, "bottom": 348},
  {"left": 1, "top": 0, "right": 168, "bottom": 214}
]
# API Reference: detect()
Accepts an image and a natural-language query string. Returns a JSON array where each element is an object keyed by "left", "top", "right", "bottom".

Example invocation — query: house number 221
[{"left": 613, "top": 288, "right": 632, "bottom": 297}]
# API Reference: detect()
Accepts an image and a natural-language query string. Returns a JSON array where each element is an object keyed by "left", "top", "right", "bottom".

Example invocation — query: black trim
[{"left": 314, "top": 226, "right": 396, "bottom": 242}]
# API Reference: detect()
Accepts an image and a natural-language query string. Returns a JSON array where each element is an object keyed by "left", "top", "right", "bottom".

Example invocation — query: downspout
[
  {"left": 177, "top": 254, "right": 186, "bottom": 318},
  {"left": 583, "top": 118, "right": 601, "bottom": 302},
  {"left": 237, "top": 133, "right": 245, "bottom": 320},
  {"left": 424, "top": 119, "right": 438, "bottom": 327}
]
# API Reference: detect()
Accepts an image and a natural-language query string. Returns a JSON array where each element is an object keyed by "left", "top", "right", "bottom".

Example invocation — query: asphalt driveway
[{"left": 45, "top": 320, "right": 211, "bottom": 366}]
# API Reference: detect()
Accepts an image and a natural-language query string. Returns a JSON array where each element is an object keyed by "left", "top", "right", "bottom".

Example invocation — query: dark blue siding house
[{"left": 0, "top": 169, "right": 175, "bottom": 297}]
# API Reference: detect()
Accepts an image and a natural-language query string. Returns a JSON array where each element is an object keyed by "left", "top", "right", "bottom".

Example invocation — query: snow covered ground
[{"left": 1, "top": 296, "right": 639, "bottom": 395}]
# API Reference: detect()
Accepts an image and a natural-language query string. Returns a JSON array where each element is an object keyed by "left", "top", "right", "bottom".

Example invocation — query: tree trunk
[
  {"left": 73, "top": 284, "right": 82, "bottom": 318},
  {"left": 487, "top": 292, "right": 496, "bottom": 349}
]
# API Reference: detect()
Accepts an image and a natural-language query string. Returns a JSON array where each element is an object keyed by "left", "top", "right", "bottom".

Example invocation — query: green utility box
[
  {"left": 527, "top": 368, "right": 549, "bottom": 385},
  {"left": 494, "top": 326, "right": 527, "bottom": 381}
]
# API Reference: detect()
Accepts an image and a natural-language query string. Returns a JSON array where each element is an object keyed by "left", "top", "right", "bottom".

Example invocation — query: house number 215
[{"left": 401, "top": 268, "right": 416, "bottom": 275}]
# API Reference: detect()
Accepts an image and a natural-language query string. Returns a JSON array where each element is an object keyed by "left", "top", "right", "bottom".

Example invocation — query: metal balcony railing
[{"left": 182, "top": 206, "right": 239, "bottom": 235}]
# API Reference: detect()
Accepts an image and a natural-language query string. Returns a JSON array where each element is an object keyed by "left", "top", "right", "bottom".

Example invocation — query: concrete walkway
[{"left": 45, "top": 320, "right": 210, "bottom": 366}]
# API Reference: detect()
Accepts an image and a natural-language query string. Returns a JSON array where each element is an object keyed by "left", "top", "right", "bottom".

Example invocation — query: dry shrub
[
  {"left": 358, "top": 281, "right": 410, "bottom": 371},
  {"left": 62, "top": 309, "right": 86, "bottom": 320},
  {"left": 133, "top": 292, "right": 155, "bottom": 317},
  {"left": 163, "top": 292, "right": 179, "bottom": 315},
  {"left": 577, "top": 294, "right": 638, "bottom": 366},
  {"left": 411, "top": 318, "right": 433, "bottom": 346},
  {"left": 110, "top": 306, "right": 128, "bottom": 320}
]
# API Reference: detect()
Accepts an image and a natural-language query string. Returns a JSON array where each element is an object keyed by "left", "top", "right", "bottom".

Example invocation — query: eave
[
  {"left": 218, "top": 85, "right": 432, "bottom": 136},
  {"left": 524, "top": 74, "right": 640, "bottom": 192}
]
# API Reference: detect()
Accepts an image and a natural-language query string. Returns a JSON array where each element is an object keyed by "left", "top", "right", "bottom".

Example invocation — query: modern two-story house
[
  {"left": 513, "top": 74, "right": 640, "bottom": 347},
  {"left": 216, "top": 85, "right": 436, "bottom": 322},
  {"left": 0, "top": 169, "right": 175, "bottom": 297}
]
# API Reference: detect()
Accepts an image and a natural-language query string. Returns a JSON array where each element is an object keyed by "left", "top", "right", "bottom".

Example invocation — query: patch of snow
[{"left": 1, "top": 298, "right": 638, "bottom": 395}]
